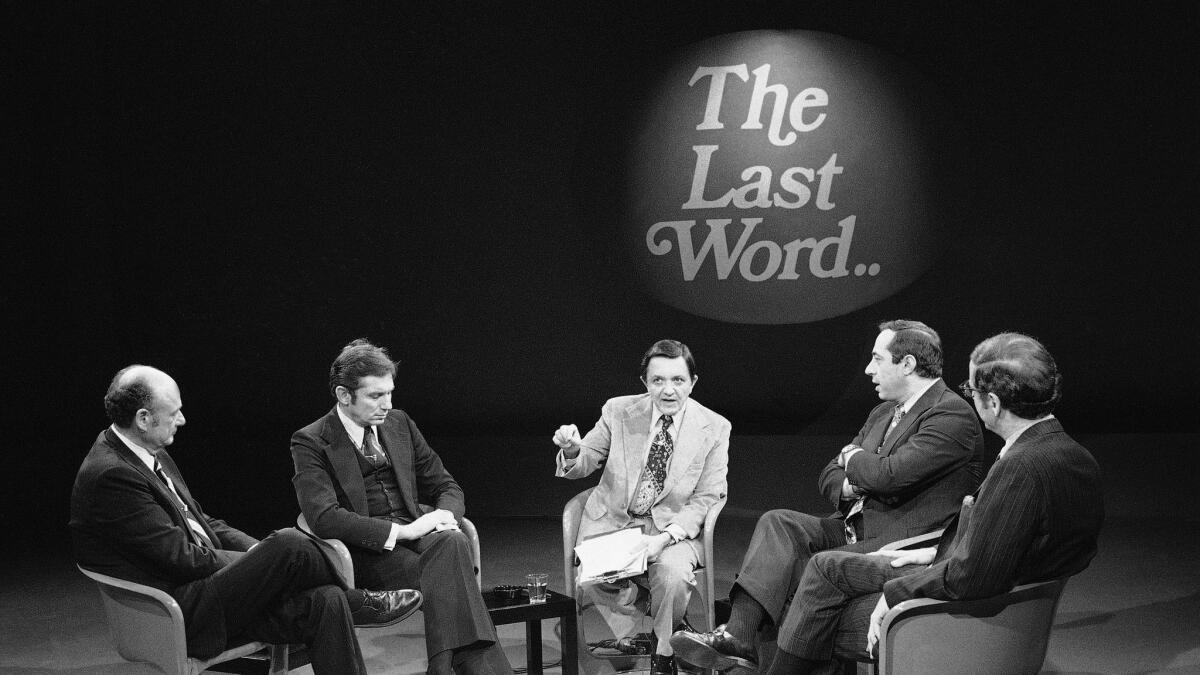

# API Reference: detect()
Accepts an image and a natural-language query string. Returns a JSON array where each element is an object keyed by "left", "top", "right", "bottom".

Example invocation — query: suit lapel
[
  {"left": 659, "top": 401, "right": 711, "bottom": 500},
  {"left": 156, "top": 452, "right": 222, "bottom": 546},
  {"left": 861, "top": 406, "right": 893, "bottom": 453},
  {"left": 378, "top": 415, "right": 420, "bottom": 516},
  {"left": 879, "top": 380, "right": 946, "bottom": 455},
  {"left": 620, "top": 397, "right": 654, "bottom": 508},
  {"left": 320, "top": 408, "right": 371, "bottom": 515},
  {"left": 103, "top": 431, "right": 216, "bottom": 548}
]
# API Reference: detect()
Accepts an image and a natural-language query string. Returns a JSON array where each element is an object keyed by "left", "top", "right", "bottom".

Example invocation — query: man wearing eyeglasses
[
  {"left": 672, "top": 320, "right": 986, "bottom": 673},
  {"left": 716, "top": 332, "right": 1104, "bottom": 674}
]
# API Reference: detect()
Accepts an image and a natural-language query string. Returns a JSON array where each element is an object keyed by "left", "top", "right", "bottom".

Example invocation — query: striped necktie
[{"left": 153, "top": 461, "right": 215, "bottom": 548}]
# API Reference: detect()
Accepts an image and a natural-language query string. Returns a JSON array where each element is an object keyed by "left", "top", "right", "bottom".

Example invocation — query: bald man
[{"left": 70, "top": 365, "right": 422, "bottom": 674}]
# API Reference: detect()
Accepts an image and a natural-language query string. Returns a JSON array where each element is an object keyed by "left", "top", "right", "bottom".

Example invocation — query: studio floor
[{"left": 1, "top": 513, "right": 1197, "bottom": 675}]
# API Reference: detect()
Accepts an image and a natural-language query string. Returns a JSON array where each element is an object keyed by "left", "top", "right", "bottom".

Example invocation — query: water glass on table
[{"left": 526, "top": 572, "right": 549, "bottom": 603}]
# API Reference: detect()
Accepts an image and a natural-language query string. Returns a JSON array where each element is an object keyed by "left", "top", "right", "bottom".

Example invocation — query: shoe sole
[
  {"left": 669, "top": 633, "right": 756, "bottom": 673},
  {"left": 355, "top": 595, "right": 423, "bottom": 628}
]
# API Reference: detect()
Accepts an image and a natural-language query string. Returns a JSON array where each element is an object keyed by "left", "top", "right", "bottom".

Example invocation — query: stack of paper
[{"left": 574, "top": 527, "right": 648, "bottom": 586}]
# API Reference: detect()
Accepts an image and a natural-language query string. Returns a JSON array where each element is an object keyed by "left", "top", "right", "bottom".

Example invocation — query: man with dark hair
[
  {"left": 736, "top": 332, "right": 1104, "bottom": 674},
  {"left": 672, "top": 320, "right": 986, "bottom": 672},
  {"left": 292, "top": 339, "right": 512, "bottom": 675},
  {"left": 71, "top": 365, "right": 422, "bottom": 675},
  {"left": 553, "top": 339, "right": 731, "bottom": 675}
]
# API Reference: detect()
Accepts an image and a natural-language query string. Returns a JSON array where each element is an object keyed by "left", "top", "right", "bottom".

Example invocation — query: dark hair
[
  {"left": 639, "top": 339, "right": 696, "bottom": 379},
  {"left": 104, "top": 365, "right": 156, "bottom": 428},
  {"left": 329, "top": 338, "right": 397, "bottom": 399},
  {"left": 971, "top": 332, "right": 1062, "bottom": 419},
  {"left": 878, "top": 319, "right": 943, "bottom": 378}
]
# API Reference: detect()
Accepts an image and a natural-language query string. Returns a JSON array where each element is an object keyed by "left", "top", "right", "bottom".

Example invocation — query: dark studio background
[{"left": 4, "top": 2, "right": 1197, "bottom": 555}]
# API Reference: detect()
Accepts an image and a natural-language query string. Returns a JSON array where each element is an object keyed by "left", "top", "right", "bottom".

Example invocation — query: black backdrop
[{"left": 7, "top": 2, "right": 1197, "bottom": 547}]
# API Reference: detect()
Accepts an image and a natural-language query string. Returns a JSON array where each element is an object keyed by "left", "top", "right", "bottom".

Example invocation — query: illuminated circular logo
[{"left": 623, "top": 30, "right": 957, "bottom": 324}]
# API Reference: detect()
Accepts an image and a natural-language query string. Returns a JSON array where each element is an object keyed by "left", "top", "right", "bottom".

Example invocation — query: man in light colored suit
[{"left": 554, "top": 339, "right": 731, "bottom": 675}]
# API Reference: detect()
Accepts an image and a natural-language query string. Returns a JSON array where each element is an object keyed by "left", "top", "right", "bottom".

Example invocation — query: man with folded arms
[
  {"left": 679, "top": 332, "right": 1105, "bottom": 674},
  {"left": 672, "top": 320, "right": 985, "bottom": 672},
  {"left": 71, "top": 365, "right": 421, "bottom": 675}
]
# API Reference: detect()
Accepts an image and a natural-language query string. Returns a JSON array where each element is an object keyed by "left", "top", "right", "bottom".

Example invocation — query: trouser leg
[
  {"left": 177, "top": 528, "right": 365, "bottom": 673},
  {"left": 355, "top": 528, "right": 508, "bottom": 674},
  {"left": 775, "top": 551, "right": 914, "bottom": 662},
  {"left": 243, "top": 584, "right": 367, "bottom": 675},
  {"left": 733, "top": 510, "right": 849, "bottom": 623},
  {"left": 647, "top": 541, "right": 700, "bottom": 655}
]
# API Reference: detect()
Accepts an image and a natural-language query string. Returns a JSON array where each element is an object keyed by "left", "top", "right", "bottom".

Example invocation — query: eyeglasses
[{"left": 958, "top": 380, "right": 983, "bottom": 398}]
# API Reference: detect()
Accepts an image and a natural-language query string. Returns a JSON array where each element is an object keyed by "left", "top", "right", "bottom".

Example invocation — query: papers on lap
[{"left": 575, "top": 526, "right": 648, "bottom": 586}]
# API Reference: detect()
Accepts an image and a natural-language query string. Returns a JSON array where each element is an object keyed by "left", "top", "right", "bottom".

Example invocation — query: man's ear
[
  {"left": 134, "top": 408, "right": 153, "bottom": 431},
  {"left": 335, "top": 386, "right": 352, "bottom": 405},
  {"left": 986, "top": 392, "right": 1002, "bottom": 414}
]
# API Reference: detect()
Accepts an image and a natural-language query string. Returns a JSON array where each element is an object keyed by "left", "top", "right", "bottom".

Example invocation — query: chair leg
[{"left": 268, "top": 644, "right": 290, "bottom": 675}]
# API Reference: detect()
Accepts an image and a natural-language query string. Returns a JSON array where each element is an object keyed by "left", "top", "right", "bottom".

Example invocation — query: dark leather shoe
[
  {"left": 669, "top": 624, "right": 757, "bottom": 672},
  {"left": 650, "top": 654, "right": 675, "bottom": 675},
  {"left": 352, "top": 588, "right": 423, "bottom": 627}
]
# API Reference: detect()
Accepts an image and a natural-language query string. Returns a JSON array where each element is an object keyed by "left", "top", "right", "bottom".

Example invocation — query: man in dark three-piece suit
[
  {"left": 672, "top": 320, "right": 986, "bottom": 672},
  {"left": 70, "top": 366, "right": 421, "bottom": 675},
  {"left": 291, "top": 339, "right": 512, "bottom": 675},
  {"left": 738, "top": 332, "right": 1105, "bottom": 675},
  {"left": 553, "top": 339, "right": 731, "bottom": 675}
]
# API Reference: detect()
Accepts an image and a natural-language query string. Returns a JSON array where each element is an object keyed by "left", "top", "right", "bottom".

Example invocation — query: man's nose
[
  {"left": 177, "top": 413, "right": 186, "bottom": 426},
  {"left": 381, "top": 395, "right": 393, "bottom": 409}
]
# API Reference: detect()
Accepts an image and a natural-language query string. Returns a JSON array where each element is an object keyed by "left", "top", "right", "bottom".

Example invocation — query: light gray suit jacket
[{"left": 556, "top": 394, "right": 730, "bottom": 546}]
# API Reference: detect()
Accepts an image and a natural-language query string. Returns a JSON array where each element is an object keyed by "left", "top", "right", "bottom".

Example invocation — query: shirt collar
[
  {"left": 335, "top": 405, "right": 374, "bottom": 448},
  {"left": 898, "top": 377, "right": 940, "bottom": 415},
  {"left": 998, "top": 414, "right": 1056, "bottom": 459},
  {"left": 111, "top": 424, "right": 157, "bottom": 472},
  {"left": 652, "top": 399, "right": 688, "bottom": 432}
]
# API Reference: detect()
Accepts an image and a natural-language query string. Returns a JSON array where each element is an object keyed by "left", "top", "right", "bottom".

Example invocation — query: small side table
[{"left": 484, "top": 589, "right": 578, "bottom": 675}]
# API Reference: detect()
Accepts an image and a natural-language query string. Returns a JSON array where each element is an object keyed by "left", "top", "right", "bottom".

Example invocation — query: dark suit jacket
[
  {"left": 291, "top": 407, "right": 466, "bottom": 551},
  {"left": 70, "top": 428, "right": 257, "bottom": 652},
  {"left": 817, "top": 379, "right": 987, "bottom": 544},
  {"left": 883, "top": 418, "right": 1104, "bottom": 604}
]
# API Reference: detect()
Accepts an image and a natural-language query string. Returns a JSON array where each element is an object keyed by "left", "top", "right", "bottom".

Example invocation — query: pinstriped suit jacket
[{"left": 883, "top": 417, "right": 1104, "bottom": 605}]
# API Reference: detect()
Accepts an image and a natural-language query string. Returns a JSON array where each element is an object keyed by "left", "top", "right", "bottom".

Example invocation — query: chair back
[
  {"left": 78, "top": 564, "right": 288, "bottom": 675},
  {"left": 79, "top": 565, "right": 191, "bottom": 674},
  {"left": 878, "top": 577, "right": 1069, "bottom": 675}
]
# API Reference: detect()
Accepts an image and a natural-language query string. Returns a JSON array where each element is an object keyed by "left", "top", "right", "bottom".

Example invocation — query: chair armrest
[
  {"left": 877, "top": 528, "right": 945, "bottom": 552},
  {"left": 460, "top": 516, "right": 482, "bottom": 589},
  {"left": 297, "top": 514, "right": 356, "bottom": 589},
  {"left": 562, "top": 487, "right": 595, "bottom": 599}
]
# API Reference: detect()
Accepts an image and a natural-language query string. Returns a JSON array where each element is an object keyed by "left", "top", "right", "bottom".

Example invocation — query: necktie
[
  {"left": 882, "top": 404, "right": 906, "bottom": 444},
  {"left": 631, "top": 415, "right": 674, "bottom": 515},
  {"left": 845, "top": 405, "right": 907, "bottom": 543},
  {"left": 361, "top": 427, "right": 386, "bottom": 466},
  {"left": 153, "top": 461, "right": 214, "bottom": 548}
]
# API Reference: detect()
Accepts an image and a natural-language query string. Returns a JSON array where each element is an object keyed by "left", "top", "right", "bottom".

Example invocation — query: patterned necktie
[
  {"left": 153, "top": 461, "right": 214, "bottom": 548},
  {"left": 631, "top": 414, "right": 674, "bottom": 515},
  {"left": 361, "top": 426, "right": 386, "bottom": 466},
  {"left": 845, "top": 405, "right": 907, "bottom": 544}
]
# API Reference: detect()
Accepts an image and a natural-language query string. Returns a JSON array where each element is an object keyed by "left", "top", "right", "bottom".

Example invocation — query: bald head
[{"left": 105, "top": 365, "right": 186, "bottom": 451}]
